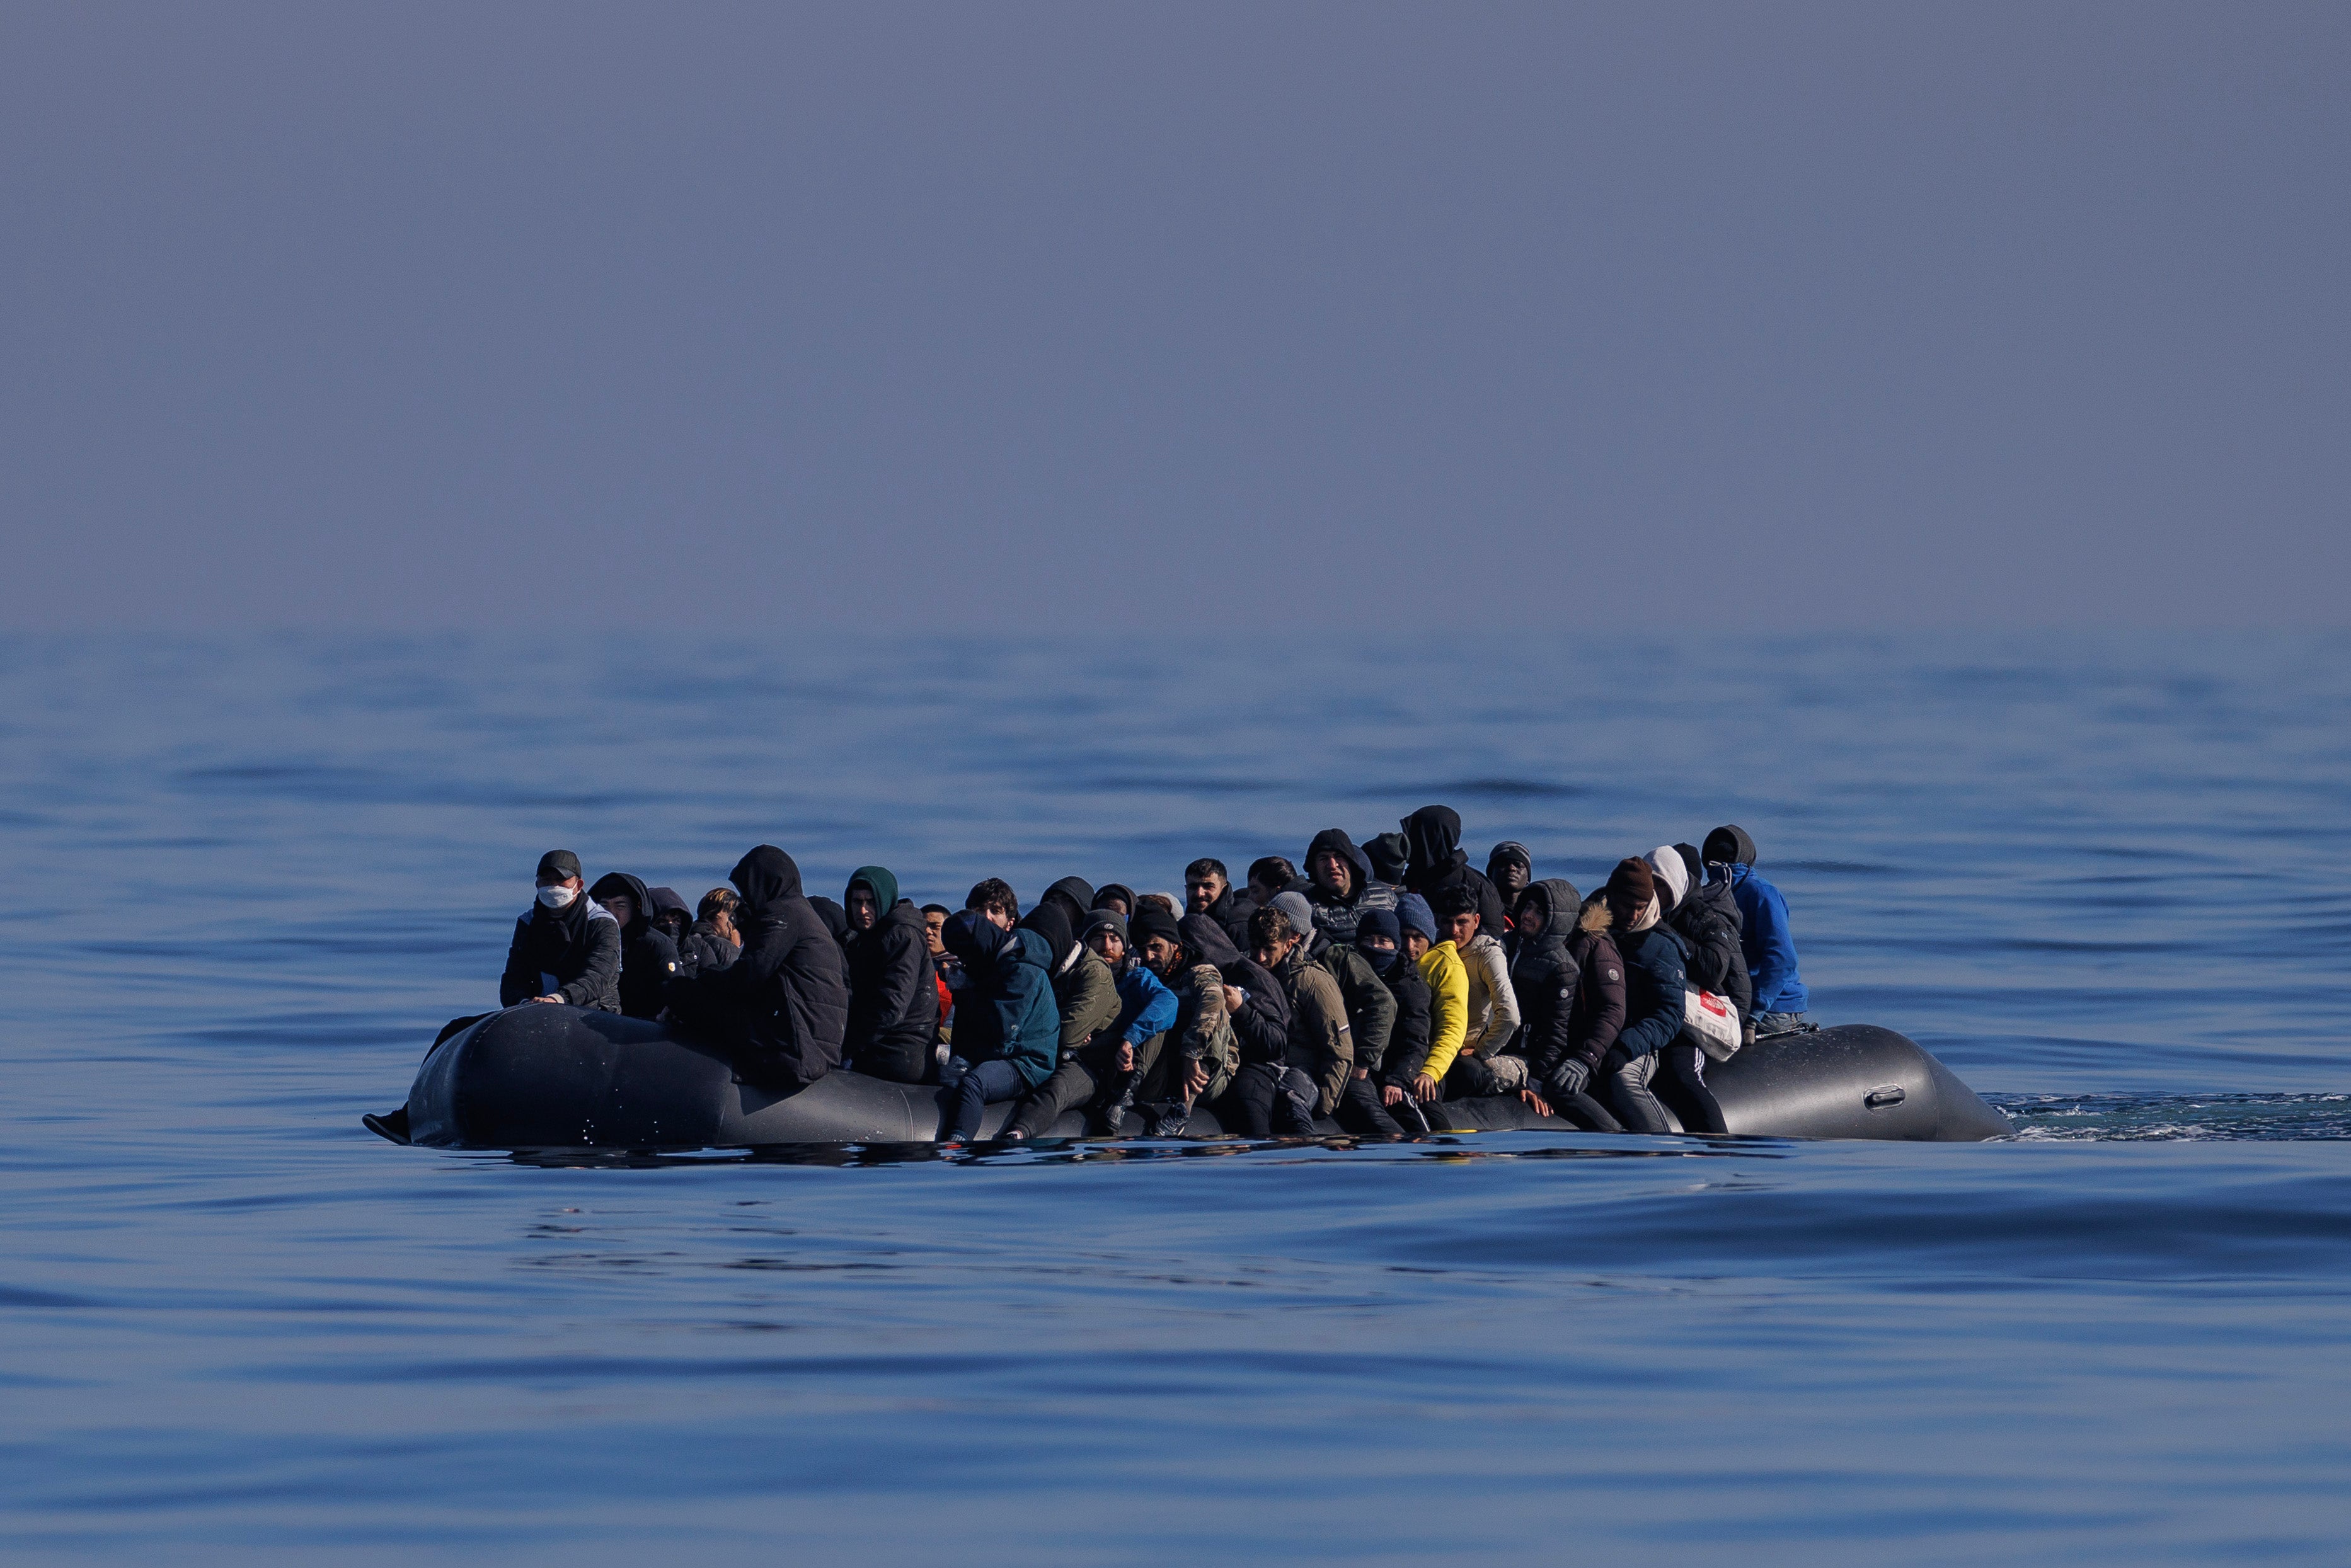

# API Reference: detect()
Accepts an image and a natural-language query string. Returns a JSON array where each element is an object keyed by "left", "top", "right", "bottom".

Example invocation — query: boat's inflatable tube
[{"left": 392, "top": 1005, "right": 2011, "bottom": 1148}]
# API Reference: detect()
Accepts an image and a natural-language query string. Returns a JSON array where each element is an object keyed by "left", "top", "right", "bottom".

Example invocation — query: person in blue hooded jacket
[
  {"left": 936, "top": 906, "right": 1060, "bottom": 1141},
  {"left": 1702, "top": 824, "right": 1812, "bottom": 1036}
]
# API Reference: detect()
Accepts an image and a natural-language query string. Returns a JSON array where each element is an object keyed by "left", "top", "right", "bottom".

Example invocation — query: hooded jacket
[
  {"left": 1364, "top": 832, "right": 1413, "bottom": 886},
  {"left": 1156, "top": 913, "right": 1244, "bottom": 1084},
  {"left": 498, "top": 885, "right": 623, "bottom": 1012},
  {"left": 1399, "top": 806, "right": 1510, "bottom": 937},
  {"left": 940, "top": 913, "right": 1059, "bottom": 1088},
  {"left": 1671, "top": 869, "right": 1754, "bottom": 1022},
  {"left": 1614, "top": 917, "right": 1690, "bottom": 1060},
  {"left": 1485, "top": 842, "right": 1532, "bottom": 931},
  {"left": 1311, "top": 931, "right": 1397, "bottom": 1075},
  {"left": 842, "top": 866, "right": 940, "bottom": 1081},
  {"left": 1053, "top": 944, "right": 1123, "bottom": 1060},
  {"left": 1301, "top": 828, "right": 1400, "bottom": 948},
  {"left": 1198, "top": 882, "right": 1257, "bottom": 951},
  {"left": 1505, "top": 879, "right": 1584, "bottom": 1084},
  {"left": 1566, "top": 895, "right": 1628, "bottom": 1072},
  {"left": 1709, "top": 825, "right": 1808, "bottom": 1014},
  {"left": 587, "top": 872, "right": 684, "bottom": 1021},
  {"left": 1093, "top": 883, "right": 1139, "bottom": 917},
  {"left": 669, "top": 846, "right": 851, "bottom": 1090},
  {"left": 1219, "top": 952, "right": 1294, "bottom": 1080},
  {"left": 1361, "top": 942, "right": 1432, "bottom": 1083},
  {"left": 1272, "top": 939, "right": 1355, "bottom": 1115}
]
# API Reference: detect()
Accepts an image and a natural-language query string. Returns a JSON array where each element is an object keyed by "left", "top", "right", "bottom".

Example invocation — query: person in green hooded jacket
[{"left": 842, "top": 864, "right": 939, "bottom": 1084}]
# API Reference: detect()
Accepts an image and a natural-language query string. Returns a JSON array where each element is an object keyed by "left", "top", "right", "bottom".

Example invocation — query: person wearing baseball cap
[{"left": 497, "top": 849, "right": 622, "bottom": 1013}]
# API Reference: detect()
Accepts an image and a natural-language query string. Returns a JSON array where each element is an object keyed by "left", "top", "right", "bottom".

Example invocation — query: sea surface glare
[{"left": 3, "top": 632, "right": 2348, "bottom": 1565}]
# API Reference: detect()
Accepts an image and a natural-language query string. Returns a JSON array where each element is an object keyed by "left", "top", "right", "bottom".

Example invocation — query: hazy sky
[{"left": 4, "top": 3, "right": 2344, "bottom": 630}]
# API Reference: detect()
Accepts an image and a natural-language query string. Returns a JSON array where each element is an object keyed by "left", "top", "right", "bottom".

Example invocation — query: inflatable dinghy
[{"left": 372, "top": 1005, "right": 2011, "bottom": 1148}]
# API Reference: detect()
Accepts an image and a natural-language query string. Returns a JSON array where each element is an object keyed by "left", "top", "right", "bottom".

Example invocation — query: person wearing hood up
[
  {"left": 1640, "top": 850, "right": 1729, "bottom": 1136},
  {"left": 645, "top": 886, "right": 692, "bottom": 949},
  {"left": 807, "top": 896, "right": 851, "bottom": 950},
  {"left": 1485, "top": 843, "right": 1533, "bottom": 929},
  {"left": 587, "top": 871, "right": 684, "bottom": 1021},
  {"left": 1036, "top": 876, "right": 1096, "bottom": 937},
  {"left": 1364, "top": 832, "right": 1413, "bottom": 888},
  {"left": 1703, "top": 825, "right": 1811, "bottom": 1037},
  {"left": 499, "top": 850, "right": 623, "bottom": 1012},
  {"left": 934, "top": 908, "right": 1059, "bottom": 1142},
  {"left": 1124, "top": 908, "right": 1246, "bottom": 1133},
  {"left": 1092, "top": 883, "right": 1137, "bottom": 920},
  {"left": 1667, "top": 844, "right": 1754, "bottom": 1033},
  {"left": 665, "top": 846, "right": 850, "bottom": 1093},
  {"left": 1020, "top": 898, "right": 1122, "bottom": 1087},
  {"left": 841, "top": 866, "right": 939, "bottom": 1085},
  {"left": 1184, "top": 859, "right": 1256, "bottom": 951},
  {"left": 1507, "top": 881, "right": 1621, "bottom": 1131},
  {"left": 1003, "top": 908, "right": 1179, "bottom": 1140},
  {"left": 681, "top": 888, "right": 742, "bottom": 975},
  {"left": 1301, "top": 828, "right": 1400, "bottom": 949},
  {"left": 1398, "top": 805, "right": 1510, "bottom": 937},
  {"left": 1597, "top": 857, "right": 1687, "bottom": 1135},
  {"left": 1352, "top": 908, "right": 1432, "bottom": 1130}
]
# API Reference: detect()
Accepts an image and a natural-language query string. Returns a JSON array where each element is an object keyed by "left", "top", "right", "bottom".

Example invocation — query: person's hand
[
  {"left": 1353, "top": 1067, "right": 1370, "bottom": 1081},
  {"left": 1381, "top": 1083, "right": 1405, "bottom": 1107},
  {"left": 1222, "top": 987, "right": 1245, "bottom": 1012},
  {"left": 1520, "top": 1088, "right": 1554, "bottom": 1118},
  {"left": 531, "top": 994, "right": 563, "bottom": 1004},
  {"left": 1116, "top": 1042, "right": 1135, "bottom": 1073},
  {"left": 1412, "top": 1073, "right": 1440, "bottom": 1101},
  {"left": 1547, "top": 1058, "right": 1590, "bottom": 1098},
  {"left": 1185, "top": 1061, "right": 1210, "bottom": 1095}
]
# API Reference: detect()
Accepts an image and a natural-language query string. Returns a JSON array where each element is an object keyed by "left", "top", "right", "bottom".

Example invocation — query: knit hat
[
  {"left": 536, "top": 849, "right": 582, "bottom": 884},
  {"left": 1131, "top": 904, "right": 1183, "bottom": 949},
  {"left": 1395, "top": 892, "right": 1437, "bottom": 943},
  {"left": 1081, "top": 907, "right": 1129, "bottom": 949},
  {"left": 1355, "top": 908, "right": 1402, "bottom": 948},
  {"left": 1487, "top": 841, "right": 1531, "bottom": 879},
  {"left": 1268, "top": 890, "right": 1316, "bottom": 942},
  {"left": 1606, "top": 856, "right": 1654, "bottom": 915},
  {"left": 1645, "top": 845, "right": 1689, "bottom": 914}
]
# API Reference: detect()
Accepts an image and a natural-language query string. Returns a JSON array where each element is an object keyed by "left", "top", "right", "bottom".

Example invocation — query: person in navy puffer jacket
[{"left": 1702, "top": 825, "right": 1811, "bottom": 1038}]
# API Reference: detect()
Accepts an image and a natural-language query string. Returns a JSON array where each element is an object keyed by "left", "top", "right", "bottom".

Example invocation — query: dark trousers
[
  {"left": 939, "top": 1058, "right": 1028, "bottom": 1141},
  {"left": 1653, "top": 1044, "right": 1728, "bottom": 1135},
  {"left": 1006, "top": 1053, "right": 1102, "bottom": 1139},
  {"left": 854, "top": 1034, "right": 934, "bottom": 1085},
  {"left": 1333, "top": 1073, "right": 1405, "bottom": 1136},
  {"left": 1227, "top": 1063, "right": 1319, "bottom": 1136},
  {"left": 1606, "top": 1050, "right": 1676, "bottom": 1135}
]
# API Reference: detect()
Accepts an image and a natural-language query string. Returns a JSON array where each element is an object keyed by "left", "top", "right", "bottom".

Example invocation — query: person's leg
[
  {"left": 1551, "top": 1089, "right": 1623, "bottom": 1133},
  {"left": 1004, "top": 1057, "right": 1098, "bottom": 1140},
  {"left": 1273, "top": 1068, "right": 1320, "bottom": 1134},
  {"left": 1606, "top": 1051, "right": 1675, "bottom": 1135},
  {"left": 1334, "top": 1074, "right": 1405, "bottom": 1136},
  {"left": 1752, "top": 1010, "right": 1812, "bottom": 1038},
  {"left": 1227, "top": 1063, "right": 1280, "bottom": 1136},
  {"left": 1659, "top": 1044, "right": 1728, "bottom": 1135},
  {"left": 858, "top": 1035, "right": 933, "bottom": 1085},
  {"left": 945, "top": 1058, "right": 1026, "bottom": 1141}
]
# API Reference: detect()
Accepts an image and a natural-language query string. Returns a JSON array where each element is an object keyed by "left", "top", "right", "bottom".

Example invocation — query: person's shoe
[
  {"left": 1144, "top": 1103, "right": 1190, "bottom": 1138},
  {"left": 1090, "top": 1104, "right": 1130, "bottom": 1138},
  {"left": 999, "top": 1128, "right": 1028, "bottom": 1143},
  {"left": 362, "top": 1107, "right": 410, "bottom": 1144}
]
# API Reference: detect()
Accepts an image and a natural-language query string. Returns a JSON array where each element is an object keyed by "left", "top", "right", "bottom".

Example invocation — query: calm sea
[{"left": 4, "top": 631, "right": 2347, "bottom": 1564}]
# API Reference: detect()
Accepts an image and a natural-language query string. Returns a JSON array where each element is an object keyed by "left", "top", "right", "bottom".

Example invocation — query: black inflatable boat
[{"left": 372, "top": 1005, "right": 2011, "bottom": 1148}]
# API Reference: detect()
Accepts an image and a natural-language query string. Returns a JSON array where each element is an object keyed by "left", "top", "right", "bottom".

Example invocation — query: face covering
[{"left": 536, "top": 883, "right": 578, "bottom": 910}]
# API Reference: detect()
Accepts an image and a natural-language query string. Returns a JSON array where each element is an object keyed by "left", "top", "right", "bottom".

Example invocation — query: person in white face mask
[{"left": 497, "top": 849, "right": 623, "bottom": 1012}]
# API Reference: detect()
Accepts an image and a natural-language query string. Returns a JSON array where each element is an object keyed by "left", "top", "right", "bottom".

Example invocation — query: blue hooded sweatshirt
[
  {"left": 1110, "top": 963, "right": 1179, "bottom": 1048},
  {"left": 940, "top": 912, "right": 1061, "bottom": 1088},
  {"left": 1721, "top": 862, "right": 1808, "bottom": 1014}
]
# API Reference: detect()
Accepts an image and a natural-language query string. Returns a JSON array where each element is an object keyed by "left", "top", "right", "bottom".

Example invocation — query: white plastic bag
[{"left": 1682, "top": 988, "right": 1742, "bottom": 1062}]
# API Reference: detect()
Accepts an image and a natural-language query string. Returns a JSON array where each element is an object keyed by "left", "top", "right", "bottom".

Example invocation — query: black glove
[{"left": 1545, "top": 1058, "right": 1590, "bottom": 1098}]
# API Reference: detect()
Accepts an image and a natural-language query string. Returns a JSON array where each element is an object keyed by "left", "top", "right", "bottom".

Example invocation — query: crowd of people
[{"left": 495, "top": 805, "right": 1812, "bottom": 1143}]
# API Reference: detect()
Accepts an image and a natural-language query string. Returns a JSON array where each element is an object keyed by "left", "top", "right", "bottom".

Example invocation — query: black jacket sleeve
[
  {"left": 1325, "top": 946, "right": 1397, "bottom": 1068},
  {"left": 499, "top": 915, "right": 536, "bottom": 1007},
  {"left": 873, "top": 921, "right": 928, "bottom": 1037},
  {"left": 1616, "top": 930, "right": 1689, "bottom": 1059},
  {"left": 557, "top": 917, "right": 623, "bottom": 1010},
  {"left": 1519, "top": 954, "right": 1580, "bottom": 1083},
  {"left": 1222, "top": 959, "right": 1293, "bottom": 1066}
]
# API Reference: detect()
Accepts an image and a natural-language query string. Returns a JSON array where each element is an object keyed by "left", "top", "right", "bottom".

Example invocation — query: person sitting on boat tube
[
  {"left": 1597, "top": 857, "right": 1689, "bottom": 1135},
  {"left": 498, "top": 850, "right": 621, "bottom": 1014},
  {"left": 1702, "top": 825, "right": 1812, "bottom": 1039},
  {"left": 664, "top": 845, "right": 849, "bottom": 1095},
  {"left": 586, "top": 871, "right": 683, "bottom": 1022},
  {"left": 935, "top": 888, "right": 1060, "bottom": 1143},
  {"left": 840, "top": 865, "right": 938, "bottom": 1087}
]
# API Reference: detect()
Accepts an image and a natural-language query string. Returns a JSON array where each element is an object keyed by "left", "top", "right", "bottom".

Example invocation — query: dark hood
[
  {"left": 645, "top": 885, "right": 691, "bottom": 931},
  {"left": 846, "top": 864, "right": 900, "bottom": 915},
  {"left": 1704, "top": 824, "right": 1759, "bottom": 867},
  {"left": 1043, "top": 876, "right": 1095, "bottom": 914},
  {"left": 1305, "top": 828, "right": 1374, "bottom": 903},
  {"left": 1517, "top": 878, "right": 1580, "bottom": 953},
  {"left": 1093, "top": 883, "right": 1137, "bottom": 915},
  {"left": 1364, "top": 831, "right": 1412, "bottom": 884},
  {"left": 587, "top": 871, "right": 652, "bottom": 937},
  {"left": 1017, "top": 901, "right": 1076, "bottom": 966},
  {"left": 807, "top": 896, "right": 850, "bottom": 946},
  {"left": 1178, "top": 912, "right": 1241, "bottom": 968},
  {"left": 730, "top": 845, "right": 805, "bottom": 922},
  {"left": 1400, "top": 805, "right": 1467, "bottom": 884},
  {"left": 941, "top": 908, "right": 1008, "bottom": 968}
]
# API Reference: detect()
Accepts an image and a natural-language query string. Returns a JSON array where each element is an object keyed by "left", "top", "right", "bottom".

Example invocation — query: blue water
[{"left": 4, "top": 632, "right": 2348, "bottom": 1564}]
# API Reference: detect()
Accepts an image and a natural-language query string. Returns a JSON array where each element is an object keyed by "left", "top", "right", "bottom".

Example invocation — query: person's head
[
  {"left": 920, "top": 903, "right": 950, "bottom": 955},
  {"left": 1434, "top": 884, "right": 1480, "bottom": 949},
  {"left": 1364, "top": 831, "right": 1412, "bottom": 885},
  {"left": 1248, "top": 902, "right": 1299, "bottom": 967},
  {"left": 965, "top": 878, "right": 1020, "bottom": 931},
  {"left": 940, "top": 907, "right": 1007, "bottom": 968},
  {"left": 1486, "top": 842, "right": 1532, "bottom": 902},
  {"left": 1400, "top": 805, "right": 1464, "bottom": 875},
  {"left": 1268, "top": 891, "right": 1316, "bottom": 952},
  {"left": 1020, "top": 902, "right": 1076, "bottom": 966},
  {"left": 534, "top": 850, "right": 584, "bottom": 910},
  {"left": 845, "top": 866, "right": 900, "bottom": 932},
  {"left": 1136, "top": 891, "right": 1180, "bottom": 918},
  {"left": 1355, "top": 907, "right": 1403, "bottom": 966},
  {"left": 1307, "top": 838, "right": 1355, "bottom": 897},
  {"left": 1673, "top": 843, "right": 1704, "bottom": 890},
  {"left": 1092, "top": 884, "right": 1135, "bottom": 919},
  {"left": 587, "top": 872, "right": 650, "bottom": 932},
  {"left": 598, "top": 887, "right": 635, "bottom": 927},
  {"left": 1396, "top": 891, "right": 1437, "bottom": 961},
  {"left": 1606, "top": 857, "right": 1656, "bottom": 928},
  {"left": 1246, "top": 856, "right": 1296, "bottom": 907},
  {"left": 1132, "top": 904, "right": 1186, "bottom": 978},
  {"left": 1083, "top": 908, "right": 1129, "bottom": 968},
  {"left": 698, "top": 886, "right": 739, "bottom": 939},
  {"left": 1643, "top": 846, "right": 1689, "bottom": 917},
  {"left": 645, "top": 887, "right": 690, "bottom": 942},
  {"left": 1040, "top": 876, "right": 1093, "bottom": 935},
  {"left": 1703, "top": 825, "right": 1757, "bottom": 868},
  {"left": 1184, "top": 858, "right": 1229, "bottom": 913},
  {"left": 1514, "top": 890, "right": 1546, "bottom": 938}
]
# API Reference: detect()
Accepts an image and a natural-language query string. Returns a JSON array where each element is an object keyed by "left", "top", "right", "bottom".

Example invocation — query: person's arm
[
  {"left": 1747, "top": 884, "right": 1801, "bottom": 1005},
  {"left": 1615, "top": 936, "right": 1688, "bottom": 1058},
  {"left": 499, "top": 917, "right": 535, "bottom": 1007},
  {"left": 1575, "top": 938, "right": 1626, "bottom": 1067},
  {"left": 559, "top": 917, "right": 622, "bottom": 1008},
  {"left": 1314, "top": 983, "right": 1354, "bottom": 1114},
  {"left": 1224, "top": 966, "right": 1291, "bottom": 1064},
  {"left": 1522, "top": 956, "right": 1578, "bottom": 1082},
  {"left": 1061, "top": 959, "right": 1119, "bottom": 1055},
  {"left": 871, "top": 924, "right": 928, "bottom": 1034},
  {"left": 1333, "top": 949, "right": 1396, "bottom": 1075},
  {"left": 1415, "top": 947, "right": 1469, "bottom": 1084},
  {"left": 1122, "top": 970, "right": 1179, "bottom": 1047},
  {"left": 1479, "top": 941, "right": 1520, "bottom": 1046}
]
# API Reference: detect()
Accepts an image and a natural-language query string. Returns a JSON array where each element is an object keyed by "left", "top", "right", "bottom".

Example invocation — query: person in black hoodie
[
  {"left": 1670, "top": 842, "right": 1754, "bottom": 1034},
  {"left": 1216, "top": 906, "right": 1304, "bottom": 1135},
  {"left": 499, "top": 849, "right": 622, "bottom": 1012},
  {"left": 1399, "top": 806, "right": 1510, "bottom": 937},
  {"left": 1301, "top": 828, "right": 1400, "bottom": 949},
  {"left": 1507, "top": 879, "right": 1622, "bottom": 1131},
  {"left": 1092, "top": 883, "right": 1138, "bottom": 920},
  {"left": 586, "top": 871, "right": 684, "bottom": 1021},
  {"left": 842, "top": 864, "right": 938, "bottom": 1084},
  {"left": 1037, "top": 876, "right": 1095, "bottom": 936},
  {"left": 646, "top": 886, "right": 692, "bottom": 951},
  {"left": 667, "top": 845, "right": 851, "bottom": 1093},
  {"left": 1364, "top": 832, "right": 1413, "bottom": 888},
  {"left": 1354, "top": 907, "right": 1435, "bottom": 1135},
  {"left": 1597, "top": 857, "right": 1687, "bottom": 1135}
]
